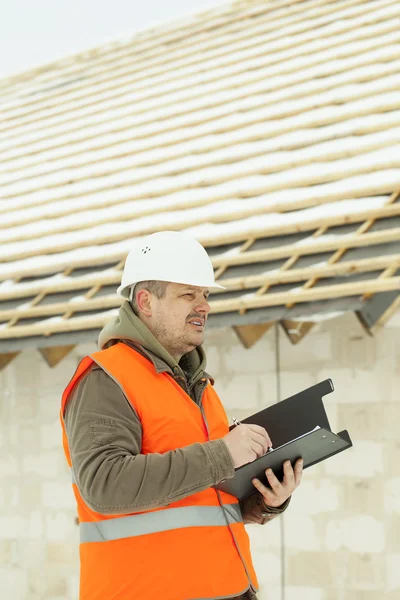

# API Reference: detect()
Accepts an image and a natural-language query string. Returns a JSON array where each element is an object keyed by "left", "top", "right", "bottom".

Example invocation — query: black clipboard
[{"left": 214, "top": 379, "right": 353, "bottom": 500}]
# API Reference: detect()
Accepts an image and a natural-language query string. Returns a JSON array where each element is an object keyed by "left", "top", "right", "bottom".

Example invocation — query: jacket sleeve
[
  {"left": 239, "top": 492, "right": 291, "bottom": 525},
  {"left": 64, "top": 366, "right": 235, "bottom": 515}
]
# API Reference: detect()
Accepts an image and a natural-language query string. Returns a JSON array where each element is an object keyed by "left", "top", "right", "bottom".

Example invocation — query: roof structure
[{"left": 0, "top": 0, "right": 399, "bottom": 365}]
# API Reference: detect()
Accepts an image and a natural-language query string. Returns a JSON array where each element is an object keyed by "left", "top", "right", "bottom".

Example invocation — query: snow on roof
[{"left": 0, "top": 0, "right": 399, "bottom": 349}]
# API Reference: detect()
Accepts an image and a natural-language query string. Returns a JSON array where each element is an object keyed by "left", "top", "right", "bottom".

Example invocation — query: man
[{"left": 61, "top": 231, "right": 303, "bottom": 600}]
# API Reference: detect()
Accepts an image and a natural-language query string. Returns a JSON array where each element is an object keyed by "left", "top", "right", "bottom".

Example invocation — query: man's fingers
[
  {"left": 250, "top": 439, "right": 267, "bottom": 458},
  {"left": 266, "top": 468, "right": 281, "bottom": 491},
  {"left": 250, "top": 430, "right": 270, "bottom": 454},
  {"left": 247, "top": 424, "right": 272, "bottom": 448},
  {"left": 294, "top": 458, "right": 304, "bottom": 486},
  {"left": 282, "top": 460, "right": 295, "bottom": 488}
]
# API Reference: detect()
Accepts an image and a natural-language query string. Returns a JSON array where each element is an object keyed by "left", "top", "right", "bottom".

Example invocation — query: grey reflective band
[{"left": 80, "top": 504, "right": 243, "bottom": 543}]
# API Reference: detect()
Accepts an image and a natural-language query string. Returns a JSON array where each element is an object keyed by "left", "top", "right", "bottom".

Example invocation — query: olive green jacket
[{"left": 64, "top": 302, "right": 289, "bottom": 600}]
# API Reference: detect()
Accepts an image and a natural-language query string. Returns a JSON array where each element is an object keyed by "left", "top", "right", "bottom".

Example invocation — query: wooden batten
[
  {"left": 0, "top": 352, "right": 20, "bottom": 371},
  {"left": 38, "top": 345, "right": 76, "bottom": 368},
  {"left": 233, "top": 322, "right": 273, "bottom": 349},
  {"left": 281, "top": 320, "right": 315, "bottom": 345}
]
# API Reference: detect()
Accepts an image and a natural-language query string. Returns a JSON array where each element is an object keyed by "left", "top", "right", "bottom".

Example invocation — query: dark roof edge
[
  {"left": 0, "top": 329, "right": 101, "bottom": 353},
  {"left": 1, "top": 296, "right": 383, "bottom": 353}
]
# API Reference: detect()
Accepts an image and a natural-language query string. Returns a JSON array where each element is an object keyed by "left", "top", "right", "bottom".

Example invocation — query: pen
[{"left": 232, "top": 418, "right": 274, "bottom": 452}]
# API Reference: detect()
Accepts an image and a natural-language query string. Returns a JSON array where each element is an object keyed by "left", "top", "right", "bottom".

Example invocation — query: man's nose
[{"left": 195, "top": 299, "right": 211, "bottom": 315}]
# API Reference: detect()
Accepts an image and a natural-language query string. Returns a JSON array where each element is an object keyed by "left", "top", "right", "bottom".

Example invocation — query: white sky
[{"left": 0, "top": 0, "right": 228, "bottom": 79}]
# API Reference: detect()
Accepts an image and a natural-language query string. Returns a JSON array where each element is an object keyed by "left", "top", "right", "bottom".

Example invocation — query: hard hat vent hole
[{"left": 141, "top": 246, "right": 151, "bottom": 254}]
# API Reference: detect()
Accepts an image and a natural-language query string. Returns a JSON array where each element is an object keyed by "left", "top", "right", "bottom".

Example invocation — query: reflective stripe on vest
[{"left": 80, "top": 504, "right": 243, "bottom": 543}]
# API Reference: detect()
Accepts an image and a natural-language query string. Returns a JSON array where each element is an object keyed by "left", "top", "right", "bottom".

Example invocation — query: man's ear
[{"left": 136, "top": 289, "right": 153, "bottom": 317}]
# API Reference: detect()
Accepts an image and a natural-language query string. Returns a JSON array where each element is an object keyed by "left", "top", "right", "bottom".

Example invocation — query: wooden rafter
[
  {"left": 1, "top": 207, "right": 399, "bottom": 286},
  {"left": 0, "top": 6, "right": 394, "bottom": 202},
  {"left": 0, "top": 0, "right": 399, "bottom": 346},
  {"left": 2, "top": 181, "right": 400, "bottom": 266},
  {"left": 233, "top": 322, "right": 273, "bottom": 349},
  {"left": 284, "top": 191, "right": 400, "bottom": 314},
  {"left": 0, "top": 254, "right": 398, "bottom": 324},
  {"left": 214, "top": 238, "right": 255, "bottom": 281},
  {"left": 2, "top": 134, "right": 400, "bottom": 235},
  {"left": 0, "top": 352, "right": 20, "bottom": 371},
  {"left": 0, "top": 0, "right": 374, "bottom": 139},
  {"left": 38, "top": 345, "right": 76, "bottom": 367},
  {"left": 211, "top": 222, "right": 400, "bottom": 267},
  {"left": 212, "top": 276, "right": 400, "bottom": 313},
  {"left": 280, "top": 320, "right": 315, "bottom": 345},
  {"left": 0, "top": 275, "right": 399, "bottom": 340},
  {"left": 1, "top": 0, "right": 325, "bottom": 120},
  {"left": 0, "top": 226, "right": 398, "bottom": 307},
  {"left": 61, "top": 258, "right": 125, "bottom": 322},
  {"left": 237, "top": 224, "right": 328, "bottom": 322},
  {"left": 271, "top": 229, "right": 327, "bottom": 345}
]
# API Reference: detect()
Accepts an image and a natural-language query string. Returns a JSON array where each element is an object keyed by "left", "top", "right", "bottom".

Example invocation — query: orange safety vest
[{"left": 60, "top": 342, "right": 258, "bottom": 600}]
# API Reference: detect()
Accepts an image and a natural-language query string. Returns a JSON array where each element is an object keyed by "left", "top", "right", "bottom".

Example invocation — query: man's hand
[
  {"left": 252, "top": 458, "right": 303, "bottom": 508},
  {"left": 222, "top": 424, "right": 272, "bottom": 469}
]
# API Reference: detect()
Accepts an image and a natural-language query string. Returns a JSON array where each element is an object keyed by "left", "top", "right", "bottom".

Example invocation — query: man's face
[{"left": 147, "top": 283, "right": 211, "bottom": 360}]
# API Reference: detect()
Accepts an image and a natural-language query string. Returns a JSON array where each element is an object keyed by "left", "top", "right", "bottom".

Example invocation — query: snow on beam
[
  {"left": 38, "top": 345, "right": 76, "bottom": 368},
  {"left": 280, "top": 319, "right": 315, "bottom": 345},
  {"left": 233, "top": 322, "right": 273, "bottom": 349}
]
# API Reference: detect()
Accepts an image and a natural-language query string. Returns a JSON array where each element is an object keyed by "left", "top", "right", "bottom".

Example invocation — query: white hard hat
[{"left": 117, "top": 231, "right": 225, "bottom": 298}]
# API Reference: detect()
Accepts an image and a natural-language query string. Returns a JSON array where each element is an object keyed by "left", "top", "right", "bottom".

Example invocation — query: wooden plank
[
  {"left": 237, "top": 225, "right": 328, "bottom": 316},
  {"left": 1, "top": 198, "right": 400, "bottom": 269},
  {"left": 210, "top": 276, "right": 400, "bottom": 313},
  {"left": 4, "top": 130, "right": 400, "bottom": 237},
  {"left": 280, "top": 320, "right": 315, "bottom": 344},
  {"left": 212, "top": 224, "right": 400, "bottom": 267},
  {"left": 233, "top": 322, "right": 273, "bottom": 349},
  {"left": 3, "top": 66, "right": 400, "bottom": 187},
  {"left": 38, "top": 345, "right": 76, "bottom": 367},
  {"left": 0, "top": 0, "right": 362, "bottom": 125},
  {"left": 1, "top": 254, "right": 399, "bottom": 323},
  {"left": 0, "top": 221, "right": 398, "bottom": 298},
  {"left": 214, "top": 237, "right": 255, "bottom": 281},
  {"left": 3, "top": 81, "right": 400, "bottom": 195},
  {"left": 0, "top": 276, "right": 399, "bottom": 340},
  {"left": 284, "top": 190, "right": 400, "bottom": 310},
  {"left": 0, "top": 351, "right": 19, "bottom": 371},
  {"left": 3, "top": 53, "right": 400, "bottom": 200},
  {"left": 0, "top": 295, "right": 120, "bottom": 322},
  {"left": 204, "top": 204, "right": 400, "bottom": 250},
  {"left": 2, "top": 33, "right": 399, "bottom": 184},
  {"left": 0, "top": 0, "right": 312, "bottom": 107}
]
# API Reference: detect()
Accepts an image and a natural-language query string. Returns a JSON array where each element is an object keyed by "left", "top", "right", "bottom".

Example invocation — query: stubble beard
[{"left": 153, "top": 316, "right": 202, "bottom": 358}]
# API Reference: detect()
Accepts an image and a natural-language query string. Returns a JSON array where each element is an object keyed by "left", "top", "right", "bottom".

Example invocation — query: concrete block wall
[
  {"left": 0, "top": 311, "right": 398, "bottom": 599},
  {"left": 206, "top": 312, "right": 400, "bottom": 600}
]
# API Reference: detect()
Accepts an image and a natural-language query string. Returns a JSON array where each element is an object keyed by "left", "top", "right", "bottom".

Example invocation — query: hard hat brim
[{"left": 117, "top": 280, "right": 225, "bottom": 298}]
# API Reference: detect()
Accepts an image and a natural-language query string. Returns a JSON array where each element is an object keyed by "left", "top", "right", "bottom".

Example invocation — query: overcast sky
[{"left": 0, "top": 0, "right": 228, "bottom": 79}]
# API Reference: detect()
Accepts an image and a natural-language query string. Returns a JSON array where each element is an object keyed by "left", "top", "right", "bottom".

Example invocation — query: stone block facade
[{"left": 0, "top": 311, "right": 399, "bottom": 598}]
